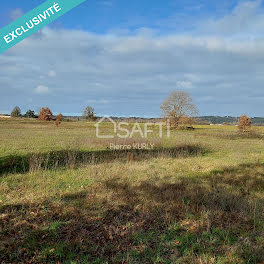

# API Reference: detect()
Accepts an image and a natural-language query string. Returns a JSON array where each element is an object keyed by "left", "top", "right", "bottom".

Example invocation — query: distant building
[{"left": 0, "top": 114, "right": 11, "bottom": 118}]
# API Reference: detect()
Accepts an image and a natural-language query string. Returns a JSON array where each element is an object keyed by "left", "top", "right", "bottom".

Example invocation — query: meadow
[{"left": 0, "top": 119, "right": 264, "bottom": 263}]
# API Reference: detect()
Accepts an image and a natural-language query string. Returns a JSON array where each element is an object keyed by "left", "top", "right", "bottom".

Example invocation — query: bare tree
[
  {"left": 83, "top": 106, "right": 96, "bottom": 121},
  {"left": 160, "top": 91, "right": 198, "bottom": 128},
  {"left": 39, "top": 107, "right": 53, "bottom": 121},
  {"left": 238, "top": 115, "right": 251, "bottom": 132}
]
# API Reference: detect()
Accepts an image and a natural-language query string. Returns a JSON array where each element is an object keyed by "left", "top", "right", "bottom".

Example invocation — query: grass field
[{"left": 0, "top": 119, "right": 264, "bottom": 263}]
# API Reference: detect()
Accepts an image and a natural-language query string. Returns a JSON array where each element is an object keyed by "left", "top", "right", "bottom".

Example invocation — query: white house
[{"left": 0, "top": 114, "right": 11, "bottom": 118}]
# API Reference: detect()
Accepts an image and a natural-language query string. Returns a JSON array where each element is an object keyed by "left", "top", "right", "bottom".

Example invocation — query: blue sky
[
  {"left": 1, "top": 0, "right": 264, "bottom": 117},
  {"left": 0, "top": 0, "right": 239, "bottom": 32}
]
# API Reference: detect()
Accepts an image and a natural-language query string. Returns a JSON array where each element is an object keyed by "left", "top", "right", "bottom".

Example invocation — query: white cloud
[
  {"left": 10, "top": 8, "right": 23, "bottom": 21},
  {"left": 48, "top": 70, "right": 56, "bottom": 77},
  {"left": 1, "top": 1, "right": 264, "bottom": 116},
  {"left": 202, "top": 0, "right": 264, "bottom": 36},
  {"left": 35, "top": 85, "right": 50, "bottom": 95},
  {"left": 176, "top": 81, "right": 193, "bottom": 89},
  {"left": 99, "top": 1, "right": 113, "bottom": 7},
  {"left": 86, "top": 99, "right": 110, "bottom": 104}
]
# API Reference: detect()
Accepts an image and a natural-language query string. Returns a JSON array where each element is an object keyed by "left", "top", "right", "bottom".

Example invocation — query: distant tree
[
  {"left": 55, "top": 113, "right": 63, "bottom": 126},
  {"left": 160, "top": 91, "right": 198, "bottom": 128},
  {"left": 24, "top": 109, "right": 36, "bottom": 118},
  {"left": 238, "top": 115, "right": 251, "bottom": 132},
  {"left": 11, "top": 106, "right": 22, "bottom": 118},
  {"left": 39, "top": 107, "right": 53, "bottom": 121},
  {"left": 83, "top": 106, "right": 96, "bottom": 121}
]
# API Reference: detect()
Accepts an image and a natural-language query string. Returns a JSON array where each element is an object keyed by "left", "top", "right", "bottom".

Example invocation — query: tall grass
[{"left": 0, "top": 120, "right": 264, "bottom": 263}]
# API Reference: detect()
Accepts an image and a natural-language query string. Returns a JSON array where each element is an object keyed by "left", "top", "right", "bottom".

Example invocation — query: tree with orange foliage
[
  {"left": 39, "top": 107, "right": 53, "bottom": 121},
  {"left": 178, "top": 115, "right": 194, "bottom": 129},
  {"left": 55, "top": 114, "right": 63, "bottom": 126},
  {"left": 238, "top": 115, "right": 251, "bottom": 132}
]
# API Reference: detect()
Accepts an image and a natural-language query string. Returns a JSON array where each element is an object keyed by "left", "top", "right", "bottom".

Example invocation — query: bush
[
  {"left": 24, "top": 110, "right": 36, "bottom": 118},
  {"left": 55, "top": 114, "right": 64, "bottom": 126},
  {"left": 238, "top": 115, "right": 251, "bottom": 132},
  {"left": 178, "top": 115, "right": 194, "bottom": 130},
  {"left": 39, "top": 107, "right": 53, "bottom": 121}
]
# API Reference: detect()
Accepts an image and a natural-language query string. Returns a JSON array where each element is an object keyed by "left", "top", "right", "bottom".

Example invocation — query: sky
[{"left": 0, "top": 0, "right": 264, "bottom": 117}]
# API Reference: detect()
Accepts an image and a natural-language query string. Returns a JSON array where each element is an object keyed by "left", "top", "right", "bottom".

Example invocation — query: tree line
[
  {"left": 10, "top": 107, "right": 64, "bottom": 126},
  {"left": 160, "top": 90, "right": 252, "bottom": 132},
  {"left": 10, "top": 91, "right": 252, "bottom": 132},
  {"left": 10, "top": 106, "right": 96, "bottom": 123}
]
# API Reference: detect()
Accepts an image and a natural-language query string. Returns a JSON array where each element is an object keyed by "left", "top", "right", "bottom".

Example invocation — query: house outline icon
[{"left": 94, "top": 116, "right": 117, "bottom": 138}]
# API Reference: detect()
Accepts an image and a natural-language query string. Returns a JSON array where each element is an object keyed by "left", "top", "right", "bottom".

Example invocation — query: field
[{"left": 0, "top": 119, "right": 264, "bottom": 263}]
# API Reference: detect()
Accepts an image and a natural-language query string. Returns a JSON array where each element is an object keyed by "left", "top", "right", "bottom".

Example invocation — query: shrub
[
  {"left": 178, "top": 115, "right": 194, "bottom": 129},
  {"left": 24, "top": 110, "right": 36, "bottom": 118},
  {"left": 55, "top": 114, "right": 64, "bottom": 126},
  {"left": 238, "top": 115, "right": 251, "bottom": 132},
  {"left": 39, "top": 107, "right": 53, "bottom": 121}
]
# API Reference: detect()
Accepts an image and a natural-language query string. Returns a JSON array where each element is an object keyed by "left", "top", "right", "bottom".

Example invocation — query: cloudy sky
[{"left": 0, "top": 0, "right": 264, "bottom": 117}]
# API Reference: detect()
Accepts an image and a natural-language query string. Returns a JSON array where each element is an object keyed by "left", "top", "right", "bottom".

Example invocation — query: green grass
[{"left": 0, "top": 119, "right": 264, "bottom": 263}]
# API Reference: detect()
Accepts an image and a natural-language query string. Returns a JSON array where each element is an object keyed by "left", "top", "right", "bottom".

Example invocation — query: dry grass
[{"left": 0, "top": 119, "right": 264, "bottom": 263}]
